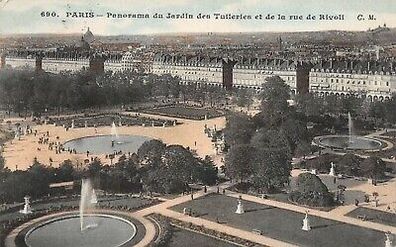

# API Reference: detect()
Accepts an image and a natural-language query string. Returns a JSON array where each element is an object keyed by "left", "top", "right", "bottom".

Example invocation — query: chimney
[
  {"left": 350, "top": 61, "right": 354, "bottom": 70},
  {"left": 330, "top": 59, "right": 333, "bottom": 69},
  {"left": 367, "top": 61, "right": 371, "bottom": 71}
]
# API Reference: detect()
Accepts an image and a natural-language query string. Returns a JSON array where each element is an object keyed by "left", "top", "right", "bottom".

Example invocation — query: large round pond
[
  {"left": 314, "top": 135, "right": 384, "bottom": 150},
  {"left": 25, "top": 214, "right": 136, "bottom": 247},
  {"left": 63, "top": 135, "right": 151, "bottom": 154}
]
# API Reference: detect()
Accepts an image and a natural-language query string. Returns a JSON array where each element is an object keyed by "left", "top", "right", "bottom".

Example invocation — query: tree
[
  {"left": 223, "top": 112, "right": 255, "bottom": 146},
  {"left": 337, "top": 153, "right": 363, "bottom": 176},
  {"left": 225, "top": 144, "right": 255, "bottom": 182},
  {"left": 260, "top": 76, "right": 290, "bottom": 115},
  {"left": 0, "top": 155, "right": 4, "bottom": 170},
  {"left": 280, "top": 118, "right": 309, "bottom": 153},
  {"left": 290, "top": 173, "right": 334, "bottom": 207},
  {"left": 137, "top": 139, "right": 166, "bottom": 164},
  {"left": 27, "top": 161, "right": 54, "bottom": 198},
  {"left": 251, "top": 148, "right": 292, "bottom": 193},
  {"left": 250, "top": 128, "right": 291, "bottom": 156},
  {"left": 360, "top": 156, "right": 386, "bottom": 180},
  {"left": 294, "top": 141, "right": 312, "bottom": 159},
  {"left": 194, "top": 156, "right": 218, "bottom": 185},
  {"left": 56, "top": 160, "right": 75, "bottom": 182},
  {"left": 232, "top": 88, "right": 254, "bottom": 109}
]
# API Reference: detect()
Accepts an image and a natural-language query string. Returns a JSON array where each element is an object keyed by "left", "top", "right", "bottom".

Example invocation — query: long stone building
[
  {"left": 153, "top": 53, "right": 312, "bottom": 93},
  {"left": 309, "top": 59, "right": 396, "bottom": 101},
  {"left": 152, "top": 53, "right": 231, "bottom": 88}
]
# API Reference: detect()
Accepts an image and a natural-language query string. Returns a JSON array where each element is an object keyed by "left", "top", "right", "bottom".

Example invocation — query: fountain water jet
[
  {"left": 111, "top": 122, "right": 119, "bottom": 140},
  {"left": 313, "top": 112, "right": 385, "bottom": 151},
  {"left": 80, "top": 178, "right": 97, "bottom": 231},
  {"left": 348, "top": 112, "right": 354, "bottom": 143}
]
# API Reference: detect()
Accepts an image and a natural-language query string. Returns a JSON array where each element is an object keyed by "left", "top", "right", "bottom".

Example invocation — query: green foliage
[
  {"left": 0, "top": 156, "right": 4, "bottom": 171},
  {"left": 260, "top": 76, "right": 290, "bottom": 114},
  {"left": 251, "top": 148, "right": 292, "bottom": 192},
  {"left": 137, "top": 139, "right": 166, "bottom": 164},
  {"left": 223, "top": 112, "right": 255, "bottom": 146},
  {"left": 225, "top": 144, "right": 255, "bottom": 181},
  {"left": 290, "top": 173, "right": 334, "bottom": 207},
  {"left": 337, "top": 153, "right": 363, "bottom": 177},
  {"left": 296, "top": 173, "right": 329, "bottom": 194},
  {"left": 232, "top": 88, "right": 254, "bottom": 108},
  {"left": 360, "top": 156, "right": 387, "bottom": 180},
  {"left": 0, "top": 69, "right": 188, "bottom": 115},
  {"left": 139, "top": 142, "right": 218, "bottom": 194}
]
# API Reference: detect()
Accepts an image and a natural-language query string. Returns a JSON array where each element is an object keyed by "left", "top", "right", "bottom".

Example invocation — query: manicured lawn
[
  {"left": 346, "top": 207, "right": 396, "bottom": 227},
  {"left": 170, "top": 193, "right": 385, "bottom": 247},
  {"left": 169, "top": 226, "right": 237, "bottom": 247}
]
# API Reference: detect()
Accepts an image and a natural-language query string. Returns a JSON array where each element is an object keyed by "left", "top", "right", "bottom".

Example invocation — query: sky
[{"left": 0, "top": 0, "right": 396, "bottom": 35}]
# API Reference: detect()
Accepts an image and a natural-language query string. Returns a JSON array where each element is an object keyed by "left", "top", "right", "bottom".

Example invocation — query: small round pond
[
  {"left": 314, "top": 135, "right": 384, "bottom": 150},
  {"left": 25, "top": 214, "right": 136, "bottom": 247},
  {"left": 63, "top": 135, "right": 151, "bottom": 154}
]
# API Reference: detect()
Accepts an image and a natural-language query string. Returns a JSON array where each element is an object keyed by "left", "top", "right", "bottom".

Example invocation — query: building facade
[
  {"left": 233, "top": 57, "right": 311, "bottom": 94},
  {"left": 153, "top": 53, "right": 311, "bottom": 93},
  {"left": 309, "top": 59, "right": 396, "bottom": 101},
  {"left": 153, "top": 54, "right": 224, "bottom": 86}
]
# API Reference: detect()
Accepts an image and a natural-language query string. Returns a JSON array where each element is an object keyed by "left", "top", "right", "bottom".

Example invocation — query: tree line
[
  {"left": 0, "top": 69, "right": 229, "bottom": 116},
  {"left": 224, "top": 76, "right": 312, "bottom": 193},
  {"left": 0, "top": 140, "right": 218, "bottom": 203}
]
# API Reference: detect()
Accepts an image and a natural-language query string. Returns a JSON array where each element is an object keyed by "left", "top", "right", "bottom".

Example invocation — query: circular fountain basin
[
  {"left": 25, "top": 214, "right": 136, "bottom": 247},
  {"left": 63, "top": 135, "right": 151, "bottom": 154},
  {"left": 314, "top": 135, "right": 384, "bottom": 150}
]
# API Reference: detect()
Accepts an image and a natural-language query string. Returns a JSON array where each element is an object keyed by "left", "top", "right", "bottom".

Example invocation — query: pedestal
[{"left": 311, "top": 169, "right": 317, "bottom": 175}]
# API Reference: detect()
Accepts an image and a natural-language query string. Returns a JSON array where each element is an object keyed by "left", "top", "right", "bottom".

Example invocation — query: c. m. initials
[{"left": 368, "top": 14, "right": 376, "bottom": 20}]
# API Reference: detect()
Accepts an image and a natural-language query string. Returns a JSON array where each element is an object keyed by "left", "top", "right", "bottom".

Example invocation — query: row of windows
[
  {"left": 312, "top": 77, "right": 390, "bottom": 87},
  {"left": 154, "top": 65, "right": 221, "bottom": 72}
]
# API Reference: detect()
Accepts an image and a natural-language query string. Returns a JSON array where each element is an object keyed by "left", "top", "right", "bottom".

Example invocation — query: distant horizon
[{"left": 2, "top": 25, "right": 394, "bottom": 37}]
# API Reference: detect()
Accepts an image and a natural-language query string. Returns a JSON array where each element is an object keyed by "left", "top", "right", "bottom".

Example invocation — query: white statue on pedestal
[
  {"left": 385, "top": 232, "right": 393, "bottom": 247},
  {"left": 71, "top": 120, "right": 75, "bottom": 129},
  {"left": 302, "top": 211, "right": 311, "bottom": 231},
  {"left": 235, "top": 196, "right": 244, "bottom": 214},
  {"left": 329, "top": 162, "right": 336, "bottom": 176},
  {"left": 20, "top": 196, "right": 32, "bottom": 214},
  {"left": 85, "top": 121, "right": 88, "bottom": 128},
  {"left": 311, "top": 169, "right": 317, "bottom": 175}
]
